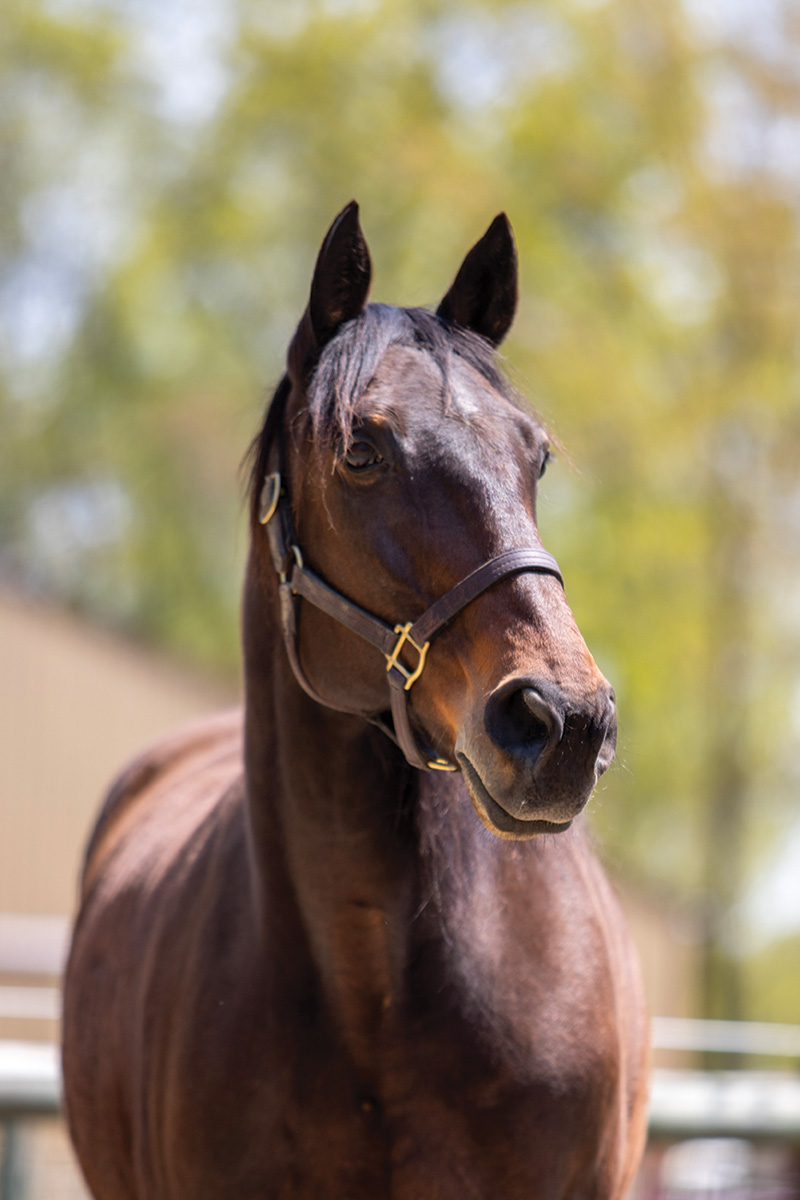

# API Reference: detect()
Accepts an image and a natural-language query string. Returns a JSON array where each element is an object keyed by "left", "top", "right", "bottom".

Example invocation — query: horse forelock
[{"left": 306, "top": 304, "right": 515, "bottom": 451}]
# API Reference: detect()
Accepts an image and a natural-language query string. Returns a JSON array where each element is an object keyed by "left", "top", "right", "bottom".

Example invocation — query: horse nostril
[
  {"left": 520, "top": 689, "right": 564, "bottom": 745},
  {"left": 604, "top": 688, "right": 617, "bottom": 729},
  {"left": 486, "top": 685, "right": 563, "bottom": 758}
]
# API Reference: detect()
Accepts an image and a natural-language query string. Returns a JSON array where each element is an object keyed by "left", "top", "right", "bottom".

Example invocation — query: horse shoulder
[{"left": 78, "top": 708, "right": 244, "bottom": 897}]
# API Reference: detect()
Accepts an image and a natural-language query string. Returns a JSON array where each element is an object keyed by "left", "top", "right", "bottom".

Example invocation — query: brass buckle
[
  {"left": 258, "top": 472, "right": 282, "bottom": 525},
  {"left": 427, "top": 756, "right": 458, "bottom": 772},
  {"left": 385, "top": 623, "right": 430, "bottom": 691}
]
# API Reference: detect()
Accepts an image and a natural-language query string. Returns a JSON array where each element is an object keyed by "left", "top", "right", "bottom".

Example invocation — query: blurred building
[{"left": 0, "top": 586, "right": 237, "bottom": 1037}]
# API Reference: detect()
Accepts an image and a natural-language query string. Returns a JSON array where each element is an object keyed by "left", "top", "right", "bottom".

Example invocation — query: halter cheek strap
[{"left": 259, "top": 470, "right": 564, "bottom": 772}]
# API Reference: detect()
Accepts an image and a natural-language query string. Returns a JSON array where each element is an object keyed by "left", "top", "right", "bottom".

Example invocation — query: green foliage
[
  {"left": 747, "top": 933, "right": 800, "bottom": 1027},
  {"left": 2, "top": 0, "right": 799, "bottom": 1015}
]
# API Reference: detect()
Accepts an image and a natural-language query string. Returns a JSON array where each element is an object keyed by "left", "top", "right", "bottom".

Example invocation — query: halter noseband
[{"left": 259, "top": 468, "right": 564, "bottom": 773}]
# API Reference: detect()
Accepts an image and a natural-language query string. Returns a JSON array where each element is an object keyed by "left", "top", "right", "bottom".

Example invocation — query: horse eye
[
  {"left": 538, "top": 448, "right": 552, "bottom": 480},
  {"left": 344, "top": 441, "right": 382, "bottom": 470}
]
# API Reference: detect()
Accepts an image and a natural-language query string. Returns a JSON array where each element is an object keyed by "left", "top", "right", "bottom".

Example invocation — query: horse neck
[{"left": 242, "top": 551, "right": 423, "bottom": 1069}]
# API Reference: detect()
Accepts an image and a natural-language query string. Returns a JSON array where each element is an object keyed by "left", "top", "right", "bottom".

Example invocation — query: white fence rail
[
  {"left": 0, "top": 1043, "right": 60, "bottom": 1116},
  {"left": 652, "top": 1017, "right": 800, "bottom": 1059},
  {"left": 0, "top": 990, "right": 59, "bottom": 1024}
]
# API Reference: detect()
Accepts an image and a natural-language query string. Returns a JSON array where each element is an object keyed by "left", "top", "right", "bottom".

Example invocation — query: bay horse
[{"left": 63, "top": 203, "right": 649, "bottom": 1199}]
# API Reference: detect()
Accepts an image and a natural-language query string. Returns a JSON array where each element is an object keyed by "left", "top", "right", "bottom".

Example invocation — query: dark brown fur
[{"left": 63, "top": 206, "right": 649, "bottom": 1199}]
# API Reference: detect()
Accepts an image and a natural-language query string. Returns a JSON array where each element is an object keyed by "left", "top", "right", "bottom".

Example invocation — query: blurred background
[{"left": 1, "top": 0, "right": 799, "bottom": 1195}]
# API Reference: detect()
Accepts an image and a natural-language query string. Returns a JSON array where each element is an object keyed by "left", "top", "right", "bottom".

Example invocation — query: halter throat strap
[{"left": 258, "top": 469, "right": 564, "bottom": 772}]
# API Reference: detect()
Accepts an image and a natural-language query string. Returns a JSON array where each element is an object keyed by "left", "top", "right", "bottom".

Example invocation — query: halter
[{"left": 259, "top": 466, "right": 564, "bottom": 772}]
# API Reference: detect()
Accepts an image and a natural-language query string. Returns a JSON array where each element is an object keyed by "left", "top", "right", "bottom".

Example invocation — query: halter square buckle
[{"left": 385, "top": 623, "right": 430, "bottom": 691}]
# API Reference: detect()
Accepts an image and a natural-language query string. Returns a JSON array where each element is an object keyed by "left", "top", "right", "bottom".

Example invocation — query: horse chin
[{"left": 457, "top": 755, "right": 574, "bottom": 841}]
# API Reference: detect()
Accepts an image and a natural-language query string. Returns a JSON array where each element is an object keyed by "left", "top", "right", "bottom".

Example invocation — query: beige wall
[{"left": 0, "top": 588, "right": 237, "bottom": 919}]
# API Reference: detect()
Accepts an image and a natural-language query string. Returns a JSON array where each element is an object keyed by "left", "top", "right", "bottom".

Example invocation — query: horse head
[{"left": 249, "top": 202, "right": 616, "bottom": 839}]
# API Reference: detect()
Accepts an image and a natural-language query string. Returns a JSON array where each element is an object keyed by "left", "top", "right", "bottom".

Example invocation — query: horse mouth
[{"left": 457, "top": 755, "right": 573, "bottom": 841}]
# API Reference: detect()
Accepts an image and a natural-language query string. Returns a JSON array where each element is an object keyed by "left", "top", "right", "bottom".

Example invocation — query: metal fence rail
[
  {"left": 0, "top": 1042, "right": 61, "bottom": 1200},
  {"left": 0, "top": 990, "right": 59, "bottom": 1024},
  {"left": 0, "top": 1043, "right": 60, "bottom": 1117},
  {"left": 652, "top": 1017, "right": 800, "bottom": 1059}
]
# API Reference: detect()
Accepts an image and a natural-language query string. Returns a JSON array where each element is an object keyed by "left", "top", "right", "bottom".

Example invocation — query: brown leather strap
[
  {"left": 291, "top": 566, "right": 398, "bottom": 656},
  {"left": 262, "top": 470, "right": 564, "bottom": 772},
  {"left": 411, "top": 548, "right": 562, "bottom": 644}
]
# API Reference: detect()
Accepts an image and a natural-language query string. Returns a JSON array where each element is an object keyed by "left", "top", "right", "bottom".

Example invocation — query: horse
[{"left": 62, "top": 203, "right": 649, "bottom": 1199}]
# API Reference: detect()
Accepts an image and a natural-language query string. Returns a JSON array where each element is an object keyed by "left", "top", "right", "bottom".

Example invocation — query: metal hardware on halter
[
  {"left": 427, "top": 755, "right": 458, "bottom": 771},
  {"left": 258, "top": 473, "right": 282, "bottom": 525},
  {"left": 385, "top": 623, "right": 429, "bottom": 691}
]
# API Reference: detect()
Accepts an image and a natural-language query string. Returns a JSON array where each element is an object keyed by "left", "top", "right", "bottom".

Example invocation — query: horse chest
[
  {"left": 162, "top": 968, "right": 619, "bottom": 1200},
  {"left": 170, "top": 1046, "right": 614, "bottom": 1200}
]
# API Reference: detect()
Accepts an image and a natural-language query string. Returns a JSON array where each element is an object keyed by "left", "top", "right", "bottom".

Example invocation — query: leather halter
[{"left": 259, "top": 468, "right": 564, "bottom": 772}]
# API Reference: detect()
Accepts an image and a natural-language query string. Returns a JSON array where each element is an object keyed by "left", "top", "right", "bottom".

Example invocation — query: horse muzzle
[{"left": 456, "top": 676, "right": 617, "bottom": 840}]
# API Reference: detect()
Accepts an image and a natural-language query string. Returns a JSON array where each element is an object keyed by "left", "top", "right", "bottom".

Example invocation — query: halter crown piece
[{"left": 259, "top": 458, "right": 564, "bottom": 773}]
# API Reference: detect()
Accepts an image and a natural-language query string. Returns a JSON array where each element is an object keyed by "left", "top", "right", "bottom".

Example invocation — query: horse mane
[{"left": 246, "top": 304, "right": 519, "bottom": 521}]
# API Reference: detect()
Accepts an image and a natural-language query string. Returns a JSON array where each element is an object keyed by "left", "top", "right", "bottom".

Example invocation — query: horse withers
[{"left": 63, "top": 204, "right": 649, "bottom": 1199}]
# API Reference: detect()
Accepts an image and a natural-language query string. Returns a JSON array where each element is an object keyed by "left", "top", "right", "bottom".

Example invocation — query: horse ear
[
  {"left": 437, "top": 214, "right": 518, "bottom": 346},
  {"left": 288, "top": 201, "right": 372, "bottom": 381}
]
